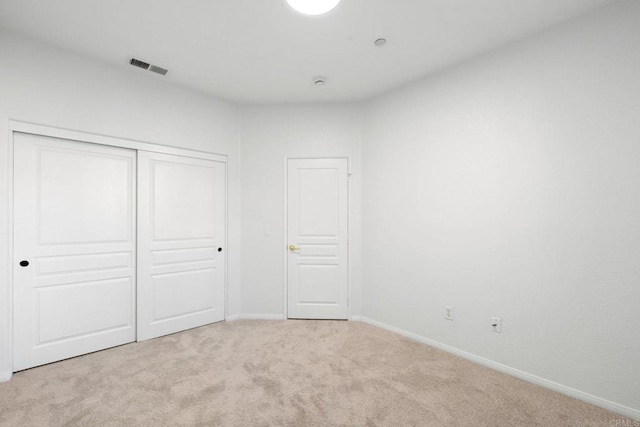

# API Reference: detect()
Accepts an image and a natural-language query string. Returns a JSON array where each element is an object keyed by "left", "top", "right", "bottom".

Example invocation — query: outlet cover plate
[{"left": 444, "top": 305, "right": 454, "bottom": 321}]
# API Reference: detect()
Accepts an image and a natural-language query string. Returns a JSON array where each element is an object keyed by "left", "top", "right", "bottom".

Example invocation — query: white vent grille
[
  {"left": 149, "top": 65, "right": 168, "bottom": 76},
  {"left": 129, "top": 58, "right": 168, "bottom": 76},
  {"left": 129, "top": 58, "right": 150, "bottom": 70}
]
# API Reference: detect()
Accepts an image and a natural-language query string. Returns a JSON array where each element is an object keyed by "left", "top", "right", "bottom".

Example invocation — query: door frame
[
  {"left": 4, "top": 120, "right": 229, "bottom": 379},
  {"left": 283, "top": 156, "right": 352, "bottom": 320}
]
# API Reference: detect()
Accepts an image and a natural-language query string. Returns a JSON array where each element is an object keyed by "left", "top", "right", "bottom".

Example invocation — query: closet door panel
[
  {"left": 137, "top": 151, "right": 226, "bottom": 341},
  {"left": 13, "top": 133, "right": 136, "bottom": 371}
]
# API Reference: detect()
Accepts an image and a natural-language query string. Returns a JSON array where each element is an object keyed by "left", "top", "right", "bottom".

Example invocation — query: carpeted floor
[{"left": 0, "top": 320, "right": 631, "bottom": 426}]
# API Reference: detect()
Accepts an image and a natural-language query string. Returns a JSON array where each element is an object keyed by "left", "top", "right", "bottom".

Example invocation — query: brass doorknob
[{"left": 289, "top": 244, "right": 300, "bottom": 251}]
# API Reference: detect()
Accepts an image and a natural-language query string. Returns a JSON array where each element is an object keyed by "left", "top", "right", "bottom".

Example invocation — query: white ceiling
[{"left": 0, "top": 0, "right": 616, "bottom": 104}]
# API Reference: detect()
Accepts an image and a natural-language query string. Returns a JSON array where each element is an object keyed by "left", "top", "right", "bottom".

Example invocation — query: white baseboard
[
  {"left": 228, "top": 314, "right": 286, "bottom": 320},
  {"left": 354, "top": 316, "right": 640, "bottom": 421},
  {"left": 230, "top": 314, "right": 365, "bottom": 321},
  {"left": 0, "top": 371, "right": 12, "bottom": 383}
]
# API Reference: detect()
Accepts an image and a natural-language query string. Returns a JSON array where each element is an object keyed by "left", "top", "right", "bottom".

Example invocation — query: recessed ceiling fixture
[
  {"left": 286, "top": 0, "right": 341, "bottom": 16},
  {"left": 313, "top": 76, "right": 327, "bottom": 86},
  {"left": 374, "top": 38, "right": 387, "bottom": 47}
]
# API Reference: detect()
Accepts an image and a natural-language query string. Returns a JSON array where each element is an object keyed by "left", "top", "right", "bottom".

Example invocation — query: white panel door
[
  {"left": 287, "top": 158, "right": 349, "bottom": 319},
  {"left": 13, "top": 133, "right": 136, "bottom": 371},
  {"left": 137, "top": 151, "right": 226, "bottom": 341}
]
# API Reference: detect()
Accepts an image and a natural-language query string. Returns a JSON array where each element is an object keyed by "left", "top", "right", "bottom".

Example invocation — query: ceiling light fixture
[{"left": 286, "top": 0, "right": 341, "bottom": 16}]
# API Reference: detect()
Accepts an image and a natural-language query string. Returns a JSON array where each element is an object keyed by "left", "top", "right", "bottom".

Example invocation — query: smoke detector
[
  {"left": 374, "top": 38, "right": 387, "bottom": 47},
  {"left": 313, "top": 77, "right": 327, "bottom": 86}
]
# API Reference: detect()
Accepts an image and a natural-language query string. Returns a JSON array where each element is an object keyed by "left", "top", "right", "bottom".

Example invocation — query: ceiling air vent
[
  {"left": 129, "top": 58, "right": 150, "bottom": 70},
  {"left": 129, "top": 58, "right": 169, "bottom": 76},
  {"left": 149, "top": 65, "right": 168, "bottom": 76}
]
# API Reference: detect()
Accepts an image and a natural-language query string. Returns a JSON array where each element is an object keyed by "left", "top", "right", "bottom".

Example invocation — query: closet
[{"left": 12, "top": 127, "right": 226, "bottom": 371}]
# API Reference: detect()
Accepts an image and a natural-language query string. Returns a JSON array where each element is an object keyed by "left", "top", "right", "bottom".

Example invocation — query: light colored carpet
[{"left": 0, "top": 320, "right": 631, "bottom": 426}]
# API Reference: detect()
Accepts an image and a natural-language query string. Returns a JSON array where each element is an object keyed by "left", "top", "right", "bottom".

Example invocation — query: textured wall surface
[{"left": 362, "top": 0, "right": 640, "bottom": 412}]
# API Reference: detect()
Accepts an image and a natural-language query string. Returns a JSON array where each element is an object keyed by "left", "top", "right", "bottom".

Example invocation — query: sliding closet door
[
  {"left": 13, "top": 133, "right": 136, "bottom": 371},
  {"left": 137, "top": 151, "right": 226, "bottom": 341}
]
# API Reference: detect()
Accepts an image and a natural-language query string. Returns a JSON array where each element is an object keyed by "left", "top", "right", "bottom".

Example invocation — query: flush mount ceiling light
[{"left": 286, "top": 0, "right": 342, "bottom": 16}]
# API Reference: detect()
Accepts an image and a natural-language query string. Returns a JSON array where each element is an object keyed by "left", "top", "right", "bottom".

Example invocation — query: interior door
[
  {"left": 137, "top": 151, "right": 226, "bottom": 341},
  {"left": 13, "top": 133, "right": 136, "bottom": 371},
  {"left": 287, "top": 158, "right": 349, "bottom": 319}
]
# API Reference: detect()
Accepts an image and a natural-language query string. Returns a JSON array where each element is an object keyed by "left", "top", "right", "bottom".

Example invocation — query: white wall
[
  {"left": 2, "top": 0, "right": 639, "bottom": 417},
  {"left": 362, "top": 0, "right": 640, "bottom": 415},
  {"left": 0, "top": 33, "right": 243, "bottom": 379},
  {"left": 240, "top": 104, "right": 362, "bottom": 317}
]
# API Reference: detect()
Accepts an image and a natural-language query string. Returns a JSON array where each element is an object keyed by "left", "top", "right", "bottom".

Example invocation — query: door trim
[
  {"left": 283, "top": 156, "right": 352, "bottom": 320},
  {"left": 5, "top": 120, "right": 229, "bottom": 378},
  {"left": 9, "top": 121, "right": 228, "bottom": 162}
]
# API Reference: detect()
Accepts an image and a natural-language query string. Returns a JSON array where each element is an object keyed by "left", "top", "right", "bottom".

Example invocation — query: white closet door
[
  {"left": 13, "top": 133, "right": 136, "bottom": 371},
  {"left": 137, "top": 151, "right": 226, "bottom": 341},
  {"left": 287, "top": 158, "right": 349, "bottom": 320}
]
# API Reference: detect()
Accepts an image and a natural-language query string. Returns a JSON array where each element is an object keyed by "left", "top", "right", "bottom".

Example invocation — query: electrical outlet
[
  {"left": 491, "top": 317, "right": 502, "bottom": 333},
  {"left": 444, "top": 305, "right": 454, "bottom": 321}
]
